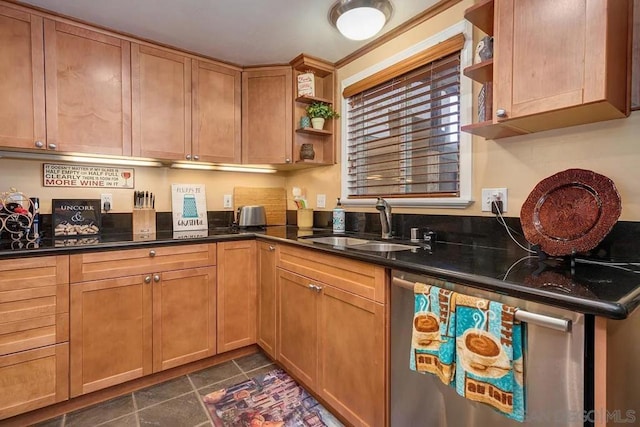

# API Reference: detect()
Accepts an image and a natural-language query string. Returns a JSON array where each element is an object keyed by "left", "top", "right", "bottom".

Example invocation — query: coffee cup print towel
[
  {"left": 454, "top": 294, "right": 525, "bottom": 422},
  {"left": 171, "top": 184, "right": 208, "bottom": 231}
]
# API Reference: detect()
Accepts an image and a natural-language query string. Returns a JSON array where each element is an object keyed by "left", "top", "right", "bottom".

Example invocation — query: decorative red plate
[{"left": 520, "top": 169, "right": 621, "bottom": 256}]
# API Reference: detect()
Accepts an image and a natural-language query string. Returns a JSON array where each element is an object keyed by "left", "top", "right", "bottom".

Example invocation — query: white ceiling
[{"left": 20, "top": 0, "right": 439, "bottom": 66}]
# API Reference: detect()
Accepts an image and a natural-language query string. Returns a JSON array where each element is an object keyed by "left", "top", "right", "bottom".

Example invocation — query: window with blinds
[{"left": 345, "top": 51, "right": 462, "bottom": 198}]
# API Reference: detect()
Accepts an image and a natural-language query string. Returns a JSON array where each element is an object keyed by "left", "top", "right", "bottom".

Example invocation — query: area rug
[{"left": 202, "top": 368, "right": 343, "bottom": 427}]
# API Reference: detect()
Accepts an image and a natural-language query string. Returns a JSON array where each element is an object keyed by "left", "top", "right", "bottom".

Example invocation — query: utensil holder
[{"left": 132, "top": 208, "right": 156, "bottom": 237}]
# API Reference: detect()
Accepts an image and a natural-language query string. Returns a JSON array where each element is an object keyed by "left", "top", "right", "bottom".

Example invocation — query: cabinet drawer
[
  {"left": 70, "top": 243, "right": 216, "bottom": 282},
  {"left": 278, "top": 244, "right": 387, "bottom": 303},
  {"left": 0, "top": 343, "right": 69, "bottom": 420},
  {"left": 0, "top": 256, "right": 69, "bottom": 356}
]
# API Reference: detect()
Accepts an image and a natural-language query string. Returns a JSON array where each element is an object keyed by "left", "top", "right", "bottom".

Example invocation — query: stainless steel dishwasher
[{"left": 391, "top": 270, "right": 587, "bottom": 427}]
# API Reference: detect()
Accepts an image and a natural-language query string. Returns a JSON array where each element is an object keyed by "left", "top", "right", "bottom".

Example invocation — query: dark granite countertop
[{"left": 2, "top": 225, "right": 639, "bottom": 320}]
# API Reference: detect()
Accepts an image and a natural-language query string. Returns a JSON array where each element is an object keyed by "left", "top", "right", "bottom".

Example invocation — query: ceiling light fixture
[{"left": 329, "top": 0, "right": 393, "bottom": 41}]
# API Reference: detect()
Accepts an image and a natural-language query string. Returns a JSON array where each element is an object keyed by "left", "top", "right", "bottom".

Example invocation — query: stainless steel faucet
[{"left": 375, "top": 197, "right": 392, "bottom": 239}]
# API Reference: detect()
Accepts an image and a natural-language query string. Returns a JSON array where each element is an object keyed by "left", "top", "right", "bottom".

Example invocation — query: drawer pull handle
[
  {"left": 269, "top": 245, "right": 275, "bottom": 251},
  {"left": 153, "top": 274, "right": 160, "bottom": 283},
  {"left": 308, "top": 284, "right": 322, "bottom": 292},
  {"left": 149, "top": 250, "right": 156, "bottom": 257},
  {"left": 144, "top": 276, "right": 151, "bottom": 284}
]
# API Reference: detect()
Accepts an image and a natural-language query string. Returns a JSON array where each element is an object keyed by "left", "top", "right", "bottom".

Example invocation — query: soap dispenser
[{"left": 332, "top": 197, "right": 345, "bottom": 234}]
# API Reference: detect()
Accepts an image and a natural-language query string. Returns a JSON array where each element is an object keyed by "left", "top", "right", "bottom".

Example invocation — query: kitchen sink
[
  {"left": 302, "top": 236, "right": 416, "bottom": 252},
  {"left": 349, "top": 242, "right": 415, "bottom": 252},
  {"left": 303, "top": 236, "right": 371, "bottom": 246}
]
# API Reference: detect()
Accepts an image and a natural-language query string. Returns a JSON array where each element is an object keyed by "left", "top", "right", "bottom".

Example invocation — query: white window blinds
[{"left": 345, "top": 50, "right": 462, "bottom": 198}]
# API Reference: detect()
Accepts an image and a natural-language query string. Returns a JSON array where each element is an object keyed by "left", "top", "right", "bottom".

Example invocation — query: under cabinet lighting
[
  {"left": 170, "top": 162, "right": 277, "bottom": 174},
  {"left": 0, "top": 150, "right": 164, "bottom": 167}
]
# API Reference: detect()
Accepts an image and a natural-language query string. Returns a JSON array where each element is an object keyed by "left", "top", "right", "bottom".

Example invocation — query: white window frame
[{"left": 340, "top": 20, "right": 473, "bottom": 208}]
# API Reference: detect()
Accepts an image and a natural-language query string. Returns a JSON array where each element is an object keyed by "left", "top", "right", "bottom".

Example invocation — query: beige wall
[
  {"left": 0, "top": 159, "right": 286, "bottom": 214},
  {"left": 284, "top": 0, "right": 640, "bottom": 221}
]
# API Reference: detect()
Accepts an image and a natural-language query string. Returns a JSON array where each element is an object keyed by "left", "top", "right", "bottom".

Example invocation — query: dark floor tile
[
  {"left": 134, "top": 375, "right": 193, "bottom": 409},
  {"left": 197, "top": 374, "right": 248, "bottom": 397},
  {"left": 65, "top": 394, "right": 134, "bottom": 427},
  {"left": 98, "top": 413, "right": 138, "bottom": 427},
  {"left": 188, "top": 360, "right": 242, "bottom": 389},
  {"left": 32, "top": 415, "right": 63, "bottom": 427},
  {"left": 234, "top": 352, "right": 273, "bottom": 372},
  {"left": 138, "top": 392, "right": 209, "bottom": 427},
  {"left": 244, "top": 363, "right": 277, "bottom": 379}
]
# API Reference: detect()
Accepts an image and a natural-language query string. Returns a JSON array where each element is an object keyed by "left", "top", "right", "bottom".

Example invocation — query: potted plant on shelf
[{"left": 305, "top": 102, "right": 339, "bottom": 130}]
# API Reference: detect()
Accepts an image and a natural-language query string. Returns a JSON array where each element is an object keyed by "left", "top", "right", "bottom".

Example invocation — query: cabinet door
[
  {"left": 132, "top": 44, "right": 191, "bottom": 160},
  {"left": 70, "top": 275, "right": 152, "bottom": 397},
  {"left": 277, "top": 269, "right": 318, "bottom": 389},
  {"left": 193, "top": 59, "right": 241, "bottom": 163},
  {"left": 44, "top": 19, "right": 131, "bottom": 156},
  {"left": 0, "top": 5, "right": 45, "bottom": 150},
  {"left": 216, "top": 241, "right": 257, "bottom": 352},
  {"left": 257, "top": 242, "right": 277, "bottom": 358},
  {"left": 319, "top": 285, "right": 386, "bottom": 427},
  {"left": 242, "top": 67, "right": 292, "bottom": 164},
  {"left": 493, "top": 0, "right": 629, "bottom": 121},
  {"left": 0, "top": 344, "right": 68, "bottom": 420},
  {"left": 153, "top": 266, "right": 217, "bottom": 371}
]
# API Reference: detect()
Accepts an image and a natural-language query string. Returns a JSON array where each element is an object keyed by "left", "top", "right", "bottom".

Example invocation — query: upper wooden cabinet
[
  {"left": 132, "top": 44, "right": 191, "bottom": 160},
  {"left": 44, "top": 20, "right": 132, "bottom": 156},
  {"left": 0, "top": 5, "right": 45, "bottom": 150},
  {"left": 462, "top": 0, "right": 632, "bottom": 139},
  {"left": 192, "top": 59, "right": 242, "bottom": 163},
  {"left": 242, "top": 66, "right": 293, "bottom": 164}
]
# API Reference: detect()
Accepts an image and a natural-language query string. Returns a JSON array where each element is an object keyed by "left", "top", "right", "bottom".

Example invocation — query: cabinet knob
[
  {"left": 193, "top": 155, "right": 200, "bottom": 161},
  {"left": 496, "top": 109, "right": 508, "bottom": 118},
  {"left": 149, "top": 250, "right": 156, "bottom": 257},
  {"left": 34, "top": 140, "right": 44, "bottom": 148},
  {"left": 268, "top": 245, "right": 275, "bottom": 251},
  {"left": 285, "top": 158, "right": 291, "bottom": 163},
  {"left": 153, "top": 274, "right": 160, "bottom": 282},
  {"left": 186, "top": 154, "right": 192, "bottom": 160},
  {"left": 48, "top": 143, "right": 57, "bottom": 150},
  {"left": 144, "top": 276, "right": 152, "bottom": 284}
]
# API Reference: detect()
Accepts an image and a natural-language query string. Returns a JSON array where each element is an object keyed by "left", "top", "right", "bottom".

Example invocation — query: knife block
[{"left": 132, "top": 208, "right": 156, "bottom": 237}]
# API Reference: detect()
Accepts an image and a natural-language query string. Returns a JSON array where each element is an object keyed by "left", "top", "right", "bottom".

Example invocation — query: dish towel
[
  {"left": 454, "top": 294, "right": 526, "bottom": 422},
  {"left": 409, "top": 281, "right": 456, "bottom": 385}
]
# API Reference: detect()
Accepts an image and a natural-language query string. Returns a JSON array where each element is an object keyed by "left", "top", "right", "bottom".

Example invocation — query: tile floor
[{"left": 34, "top": 352, "right": 280, "bottom": 427}]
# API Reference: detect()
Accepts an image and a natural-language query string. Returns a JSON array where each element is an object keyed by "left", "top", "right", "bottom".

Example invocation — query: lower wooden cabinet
[
  {"left": 257, "top": 241, "right": 277, "bottom": 358},
  {"left": 70, "top": 267, "right": 216, "bottom": 397},
  {"left": 216, "top": 241, "right": 257, "bottom": 353},
  {"left": 0, "top": 343, "right": 68, "bottom": 420},
  {"left": 276, "top": 264, "right": 387, "bottom": 427}
]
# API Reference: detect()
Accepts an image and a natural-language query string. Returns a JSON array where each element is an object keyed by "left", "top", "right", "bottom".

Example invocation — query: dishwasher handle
[{"left": 391, "top": 276, "right": 572, "bottom": 333}]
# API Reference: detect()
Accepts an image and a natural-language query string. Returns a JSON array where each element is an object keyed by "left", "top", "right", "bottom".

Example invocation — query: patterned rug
[{"left": 202, "top": 368, "right": 343, "bottom": 427}]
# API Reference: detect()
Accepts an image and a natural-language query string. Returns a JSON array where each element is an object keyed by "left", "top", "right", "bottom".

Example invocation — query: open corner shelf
[
  {"left": 461, "top": 120, "right": 526, "bottom": 140},
  {"left": 464, "top": 0, "right": 494, "bottom": 35},
  {"left": 295, "top": 95, "right": 333, "bottom": 105},
  {"left": 295, "top": 127, "right": 332, "bottom": 136},
  {"left": 463, "top": 59, "right": 493, "bottom": 83}
]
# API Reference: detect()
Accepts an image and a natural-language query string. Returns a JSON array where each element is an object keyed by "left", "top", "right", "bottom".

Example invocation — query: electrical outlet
[
  {"left": 481, "top": 188, "right": 508, "bottom": 212},
  {"left": 223, "top": 194, "right": 232, "bottom": 209},
  {"left": 317, "top": 194, "right": 326, "bottom": 208},
  {"left": 101, "top": 193, "right": 113, "bottom": 212}
]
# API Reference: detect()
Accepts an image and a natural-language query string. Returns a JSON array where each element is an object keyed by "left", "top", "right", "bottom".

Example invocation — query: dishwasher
[{"left": 390, "top": 270, "right": 589, "bottom": 427}]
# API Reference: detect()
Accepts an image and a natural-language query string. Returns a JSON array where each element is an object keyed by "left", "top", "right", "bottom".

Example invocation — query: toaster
[{"left": 236, "top": 205, "right": 267, "bottom": 227}]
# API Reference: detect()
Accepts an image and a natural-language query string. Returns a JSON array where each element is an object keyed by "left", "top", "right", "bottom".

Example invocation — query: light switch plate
[
  {"left": 101, "top": 193, "right": 113, "bottom": 212},
  {"left": 317, "top": 194, "right": 326, "bottom": 208},
  {"left": 223, "top": 194, "right": 232, "bottom": 209}
]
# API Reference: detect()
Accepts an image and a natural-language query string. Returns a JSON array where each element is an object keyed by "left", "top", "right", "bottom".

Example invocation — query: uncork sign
[{"left": 43, "top": 163, "right": 135, "bottom": 188}]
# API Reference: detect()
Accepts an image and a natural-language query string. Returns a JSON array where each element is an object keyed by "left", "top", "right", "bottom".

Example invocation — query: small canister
[{"left": 410, "top": 228, "right": 420, "bottom": 242}]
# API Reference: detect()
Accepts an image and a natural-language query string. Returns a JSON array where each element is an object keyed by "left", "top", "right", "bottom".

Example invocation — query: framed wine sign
[{"left": 43, "top": 164, "right": 135, "bottom": 188}]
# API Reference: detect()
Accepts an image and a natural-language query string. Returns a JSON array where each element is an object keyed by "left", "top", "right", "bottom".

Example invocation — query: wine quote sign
[
  {"left": 43, "top": 164, "right": 134, "bottom": 188},
  {"left": 171, "top": 184, "right": 208, "bottom": 231}
]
